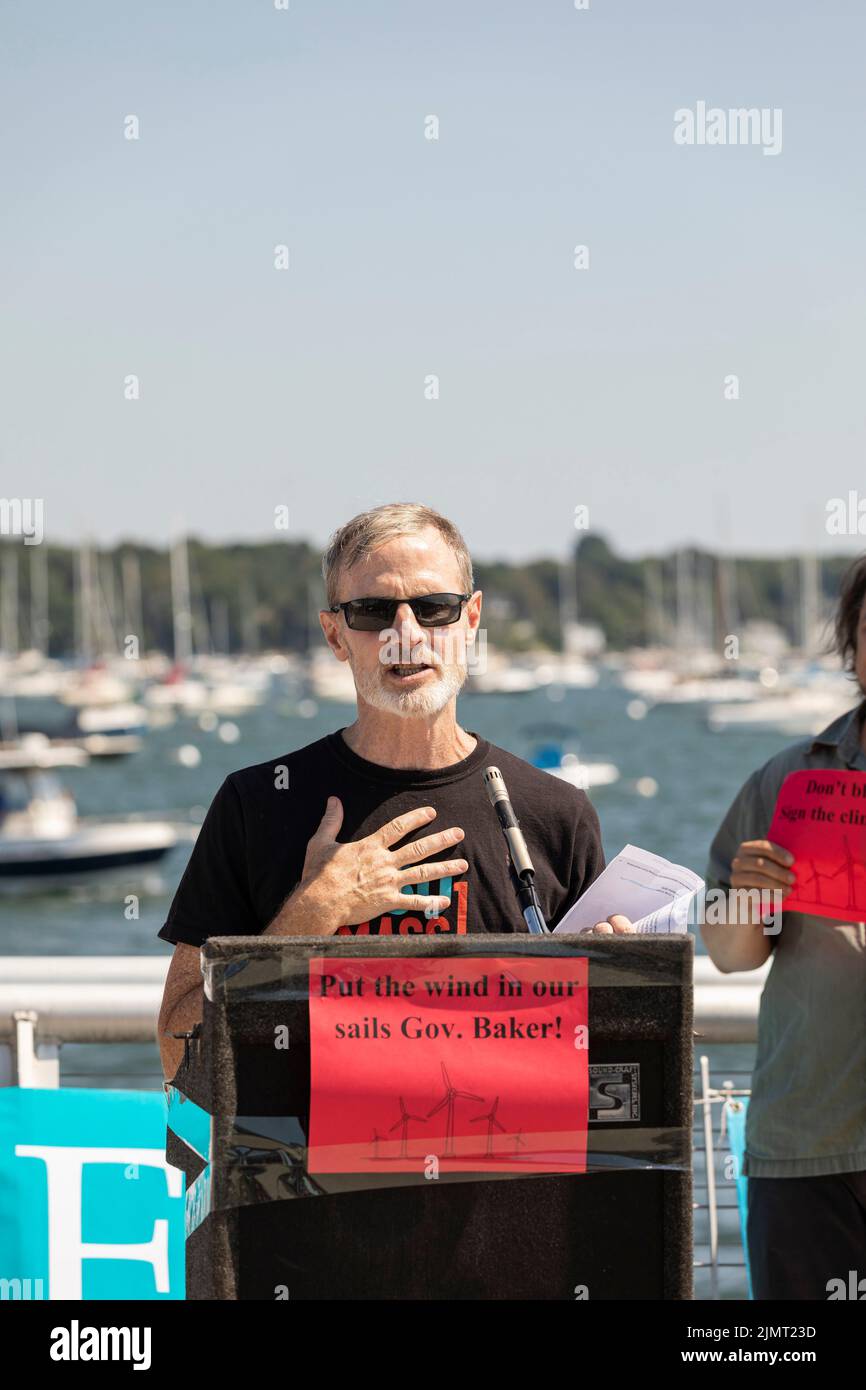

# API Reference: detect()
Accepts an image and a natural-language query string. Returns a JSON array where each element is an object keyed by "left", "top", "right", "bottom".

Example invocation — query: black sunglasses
[{"left": 329, "top": 592, "right": 471, "bottom": 632}]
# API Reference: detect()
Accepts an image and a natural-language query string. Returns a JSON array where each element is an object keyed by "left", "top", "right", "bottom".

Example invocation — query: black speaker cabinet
[{"left": 168, "top": 934, "right": 693, "bottom": 1300}]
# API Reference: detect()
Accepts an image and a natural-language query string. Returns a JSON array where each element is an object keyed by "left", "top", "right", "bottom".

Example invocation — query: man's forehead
[{"left": 340, "top": 532, "right": 462, "bottom": 595}]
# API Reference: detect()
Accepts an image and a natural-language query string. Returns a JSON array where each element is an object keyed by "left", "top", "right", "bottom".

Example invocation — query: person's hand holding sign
[
  {"left": 730, "top": 839, "right": 795, "bottom": 922},
  {"left": 700, "top": 837, "right": 794, "bottom": 973}
]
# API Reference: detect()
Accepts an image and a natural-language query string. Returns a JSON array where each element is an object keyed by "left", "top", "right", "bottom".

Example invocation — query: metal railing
[
  {"left": 693, "top": 1058, "right": 751, "bottom": 1300},
  {"left": 0, "top": 953, "right": 770, "bottom": 1058}
]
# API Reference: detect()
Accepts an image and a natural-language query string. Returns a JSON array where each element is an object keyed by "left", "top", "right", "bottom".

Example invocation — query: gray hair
[{"left": 322, "top": 502, "right": 474, "bottom": 606}]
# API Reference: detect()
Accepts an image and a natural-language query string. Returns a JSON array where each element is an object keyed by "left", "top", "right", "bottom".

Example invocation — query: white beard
[{"left": 350, "top": 656, "right": 467, "bottom": 717}]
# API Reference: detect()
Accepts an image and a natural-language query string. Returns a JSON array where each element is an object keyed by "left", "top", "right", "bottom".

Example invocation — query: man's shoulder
[
  {"left": 224, "top": 733, "right": 336, "bottom": 800},
  {"left": 750, "top": 737, "right": 821, "bottom": 800},
  {"left": 481, "top": 741, "right": 595, "bottom": 822}
]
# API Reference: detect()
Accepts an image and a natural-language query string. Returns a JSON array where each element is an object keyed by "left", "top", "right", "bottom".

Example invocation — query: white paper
[{"left": 552, "top": 844, "right": 703, "bottom": 936}]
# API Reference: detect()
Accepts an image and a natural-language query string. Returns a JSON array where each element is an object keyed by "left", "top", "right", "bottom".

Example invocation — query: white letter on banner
[{"left": 15, "top": 1145, "right": 183, "bottom": 1299}]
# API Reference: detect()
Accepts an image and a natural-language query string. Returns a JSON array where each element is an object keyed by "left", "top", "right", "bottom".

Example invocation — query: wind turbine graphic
[
  {"left": 511, "top": 1129, "right": 528, "bottom": 1155},
  {"left": 427, "top": 1063, "right": 484, "bottom": 1157},
  {"left": 471, "top": 1095, "right": 507, "bottom": 1157},
  {"left": 389, "top": 1097, "right": 427, "bottom": 1158},
  {"left": 370, "top": 1127, "right": 385, "bottom": 1160}
]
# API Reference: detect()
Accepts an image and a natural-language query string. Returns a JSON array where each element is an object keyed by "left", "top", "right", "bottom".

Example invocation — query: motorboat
[
  {"left": 0, "top": 747, "right": 177, "bottom": 879},
  {"left": 522, "top": 726, "right": 620, "bottom": 793}
]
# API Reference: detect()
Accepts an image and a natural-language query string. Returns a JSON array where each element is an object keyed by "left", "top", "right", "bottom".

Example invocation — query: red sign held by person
[
  {"left": 308, "top": 955, "right": 589, "bottom": 1174},
  {"left": 767, "top": 769, "right": 866, "bottom": 921}
]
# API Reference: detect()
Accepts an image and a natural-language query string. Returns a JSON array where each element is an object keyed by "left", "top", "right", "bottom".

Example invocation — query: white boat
[
  {"left": 468, "top": 664, "right": 540, "bottom": 694},
  {"left": 0, "top": 653, "right": 67, "bottom": 699},
  {"left": 531, "top": 659, "right": 599, "bottom": 690},
  {"left": 68, "top": 702, "right": 146, "bottom": 757},
  {"left": 546, "top": 755, "right": 620, "bottom": 790},
  {"left": 0, "top": 753, "right": 177, "bottom": 879},
  {"left": 75, "top": 733, "right": 144, "bottom": 759},
  {"left": 707, "top": 681, "right": 857, "bottom": 736},
  {"left": 0, "top": 736, "right": 88, "bottom": 772},
  {"left": 143, "top": 671, "right": 209, "bottom": 713},
  {"left": 619, "top": 664, "right": 763, "bottom": 705},
  {"left": 75, "top": 703, "right": 147, "bottom": 736},
  {"left": 651, "top": 676, "right": 764, "bottom": 705},
  {"left": 59, "top": 667, "right": 137, "bottom": 708},
  {"left": 467, "top": 649, "right": 545, "bottom": 694},
  {"left": 144, "top": 665, "right": 264, "bottom": 716},
  {"left": 522, "top": 726, "right": 620, "bottom": 792}
]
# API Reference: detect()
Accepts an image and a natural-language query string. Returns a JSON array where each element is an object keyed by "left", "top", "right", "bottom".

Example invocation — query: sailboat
[{"left": 143, "top": 536, "right": 266, "bottom": 715}]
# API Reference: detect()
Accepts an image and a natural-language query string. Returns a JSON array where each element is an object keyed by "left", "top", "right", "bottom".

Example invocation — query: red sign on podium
[{"left": 308, "top": 955, "right": 589, "bottom": 1174}]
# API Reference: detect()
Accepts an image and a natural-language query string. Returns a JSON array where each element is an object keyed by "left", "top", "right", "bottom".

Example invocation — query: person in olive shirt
[
  {"left": 702, "top": 555, "right": 866, "bottom": 1300},
  {"left": 158, "top": 503, "right": 633, "bottom": 1080}
]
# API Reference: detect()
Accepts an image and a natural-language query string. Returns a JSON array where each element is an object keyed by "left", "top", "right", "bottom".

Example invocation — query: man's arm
[
  {"left": 699, "top": 765, "right": 790, "bottom": 973},
  {"left": 700, "top": 837, "right": 793, "bottom": 972},
  {"left": 700, "top": 911, "right": 775, "bottom": 973},
  {"left": 157, "top": 881, "right": 328, "bottom": 1081},
  {"left": 157, "top": 943, "right": 205, "bottom": 1082}
]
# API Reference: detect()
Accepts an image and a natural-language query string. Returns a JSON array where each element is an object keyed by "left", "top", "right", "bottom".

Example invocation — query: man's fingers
[
  {"left": 583, "top": 915, "right": 635, "bottom": 936},
  {"left": 397, "top": 858, "right": 468, "bottom": 886},
  {"left": 739, "top": 840, "right": 795, "bottom": 868},
  {"left": 376, "top": 806, "right": 438, "bottom": 848},
  {"left": 396, "top": 894, "right": 452, "bottom": 916},
  {"left": 312, "top": 795, "right": 343, "bottom": 841},
  {"left": 732, "top": 854, "right": 795, "bottom": 887},
  {"left": 391, "top": 827, "right": 465, "bottom": 868},
  {"left": 607, "top": 914, "right": 636, "bottom": 934},
  {"left": 731, "top": 872, "right": 791, "bottom": 894}
]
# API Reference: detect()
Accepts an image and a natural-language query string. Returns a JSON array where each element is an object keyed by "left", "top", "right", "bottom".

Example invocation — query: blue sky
[{"left": 2, "top": 1, "right": 864, "bottom": 562}]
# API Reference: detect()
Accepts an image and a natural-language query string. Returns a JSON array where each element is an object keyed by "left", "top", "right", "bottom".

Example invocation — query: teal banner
[
  {"left": 0, "top": 1088, "right": 185, "bottom": 1300},
  {"left": 724, "top": 1097, "right": 753, "bottom": 1300}
]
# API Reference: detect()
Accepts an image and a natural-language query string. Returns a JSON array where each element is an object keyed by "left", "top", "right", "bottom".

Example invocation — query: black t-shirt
[{"left": 158, "top": 729, "right": 605, "bottom": 945}]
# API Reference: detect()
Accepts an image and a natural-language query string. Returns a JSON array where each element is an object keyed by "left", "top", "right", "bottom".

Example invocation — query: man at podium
[{"left": 157, "top": 502, "right": 632, "bottom": 1080}]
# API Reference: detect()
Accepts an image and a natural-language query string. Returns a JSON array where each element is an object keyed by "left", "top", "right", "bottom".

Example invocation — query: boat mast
[
  {"left": 121, "top": 550, "right": 144, "bottom": 652},
  {"left": 799, "top": 553, "right": 820, "bottom": 657},
  {"left": 0, "top": 547, "right": 19, "bottom": 740},
  {"left": 557, "top": 539, "right": 579, "bottom": 655},
  {"left": 77, "top": 543, "right": 97, "bottom": 663},
  {"left": 30, "top": 544, "right": 49, "bottom": 655},
  {"left": 170, "top": 534, "right": 194, "bottom": 667},
  {"left": 1, "top": 546, "right": 18, "bottom": 658}
]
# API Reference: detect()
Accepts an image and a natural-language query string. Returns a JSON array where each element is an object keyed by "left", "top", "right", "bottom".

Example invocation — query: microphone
[{"left": 482, "top": 766, "right": 550, "bottom": 935}]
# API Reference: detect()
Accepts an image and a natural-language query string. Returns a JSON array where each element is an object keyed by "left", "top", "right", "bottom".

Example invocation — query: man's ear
[
  {"left": 319, "top": 609, "right": 351, "bottom": 662},
  {"left": 466, "top": 589, "right": 482, "bottom": 634}
]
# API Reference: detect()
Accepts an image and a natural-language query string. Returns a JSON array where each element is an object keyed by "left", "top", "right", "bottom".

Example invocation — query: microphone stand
[
  {"left": 515, "top": 870, "right": 550, "bottom": 935},
  {"left": 482, "top": 765, "right": 551, "bottom": 935}
]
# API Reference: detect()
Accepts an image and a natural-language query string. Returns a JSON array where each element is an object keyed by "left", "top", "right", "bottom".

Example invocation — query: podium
[{"left": 168, "top": 934, "right": 693, "bottom": 1300}]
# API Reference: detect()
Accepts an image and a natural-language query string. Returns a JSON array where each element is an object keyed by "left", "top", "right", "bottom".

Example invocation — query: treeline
[{"left": 0, "top": 533, "right": 858, "bottom": 657}]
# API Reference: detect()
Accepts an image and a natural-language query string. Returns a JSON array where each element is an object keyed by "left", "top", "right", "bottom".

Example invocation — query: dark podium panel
[{"left": 169, "top": 935, "right": 693, "bottom": 1300}]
